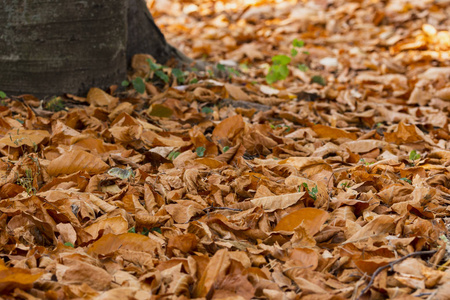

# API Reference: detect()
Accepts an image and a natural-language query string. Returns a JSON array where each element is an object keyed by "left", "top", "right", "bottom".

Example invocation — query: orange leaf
[
  {"left": 0, "top": 268, "right": 42, "bottom": 293},
  {"left": 167, "top": 233, "right": 198, "bottom": 256},
  {"left": 212, "top": 115, "right": 245, "bottom": 146},
  {"left": 87, "top": 233, "right": 160, "bottom": 256},
  {"left": 86, "top": 87, "right": 118, "bottom": 107},
  {"left": 274, "top": 208, "right": 328, "bottom": 235},
  {"left": 311, "top": 124, "right": 357, "bottom": 140},
  {"left": 0, "top": 129, "right": 49, "bottom": 148},
  {"left": 384, "top": 121, "right": 423, "bottom": 144},
  {"left": 83, "top": 216, "right": 129, "bottom": 240},
  {"left": 194, "top": 249, "right": 230, "bottom": 297},
  {"left": 47, "top": 149, "right": 109, "bottom": 176},
  {"left": 289, "top": 248, "right": 319, "bottom": 270}
]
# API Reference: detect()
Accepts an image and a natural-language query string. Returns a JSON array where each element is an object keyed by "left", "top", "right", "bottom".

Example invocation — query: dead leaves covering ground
[{"left": 0, "top": 0, "right": 450, "bottom": 299}]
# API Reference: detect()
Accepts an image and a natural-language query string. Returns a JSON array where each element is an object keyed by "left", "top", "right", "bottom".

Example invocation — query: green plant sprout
[
  {"left": 217, "top": 63, "right": 241, "bottom": 79},
  {"left": 123, "top": 59, "right": 189, "bottom": 94},
  {"left": 201, "top": 106, "right": 214, "bottom": 114},
  {"left": 266, "top": 38, "right": 307, "bottom": 84},
  {"left": 172, "top": 68, "right": 186, "bottom": 84},
  {"left": 45, "top": 96, "right": 65, "bottom": 112},
  {"left": 269, "top": 123, "right": 291, "bottom": 133},
  {"left": 311, "top": 75, "right": 326, "bottom": 86},
  {"left": 195, "top": 146, "right": 206, "bottom": 157},
  {"left": 409, "top": 150, "right": 420, "bottom": 166},
  {"left": 300, "top": 183, "right": 318, "bottom": 200},
  {"left": 168, "top": 151, "right": 181, "bottom": 161},
  {"left": 147, "top": 59, "right": 170, "bottom": 83},
  {"left": 400, "top": 177, "right": 412, "bottom": 184},
  {"left": 16, "top": 168, "right": 37, "bottom": 196},
  {"left": 340, "top": 182, "right": 350, "bottom": 188}
]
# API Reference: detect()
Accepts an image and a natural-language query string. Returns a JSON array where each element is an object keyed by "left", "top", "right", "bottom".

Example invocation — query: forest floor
[{"left": 0, "top": 0, "right": 450, "bottom": 299}]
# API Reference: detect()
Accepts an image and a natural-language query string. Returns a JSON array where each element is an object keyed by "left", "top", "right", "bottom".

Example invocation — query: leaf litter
[{"left": 0, "top": 0, "right": 450, "bottom": 299}]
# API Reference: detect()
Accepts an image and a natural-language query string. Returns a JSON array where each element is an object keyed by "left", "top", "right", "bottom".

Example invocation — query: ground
[{"left": 0, "top": 0, "right": 449, "bottom": 299}]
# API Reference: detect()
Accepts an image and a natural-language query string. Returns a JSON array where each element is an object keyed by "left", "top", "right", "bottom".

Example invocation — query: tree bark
[{"left": 0, "top": 0, "right": 183, "bottom": 98}]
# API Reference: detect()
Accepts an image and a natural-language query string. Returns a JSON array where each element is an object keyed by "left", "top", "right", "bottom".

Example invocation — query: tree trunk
[{"left": 0, "top": 0, "right": 183, "bottom": 98}]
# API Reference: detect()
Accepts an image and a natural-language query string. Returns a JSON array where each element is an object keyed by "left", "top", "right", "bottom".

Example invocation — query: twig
[
  {"left": 203, "top": 206, "right": 242, "bottom": 213},
  {"left": 358, "top": 250, "right": 437, "bottom": 299}
]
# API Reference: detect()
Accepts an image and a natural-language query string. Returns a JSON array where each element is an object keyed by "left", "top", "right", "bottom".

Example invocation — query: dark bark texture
[
  {"left": 0, "top": 0, "right": 180, "bottom": 98},
  {"left": 127, "top": 0, "right": 177, "bottom": 65}
]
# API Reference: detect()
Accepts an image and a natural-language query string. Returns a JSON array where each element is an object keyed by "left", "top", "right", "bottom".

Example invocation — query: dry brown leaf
[
  {"left": 87, "top": 233, "right": 160, "bottom": 256},
  {"left": 86, "top": 87, "right": 118, "bottom": 107},
  {"left": 250, "top": 192, "right": 305, "bottom": 212},
  {"left": 47, "top": 149, "right": 109, "bottom": 176},
  {"left": 0, "top": 129, "right": 49, "bottom": 148}
]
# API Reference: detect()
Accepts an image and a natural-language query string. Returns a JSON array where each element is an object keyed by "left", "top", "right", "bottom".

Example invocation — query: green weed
[
  {"left": 44, "top": 96, "right": 65, "bottom": 112},
  {"left": 266, "top": 38, "right": 308, "bottom": 84},
  {"left": 300, "top": 183, "right": 318, "bottom": 200}
]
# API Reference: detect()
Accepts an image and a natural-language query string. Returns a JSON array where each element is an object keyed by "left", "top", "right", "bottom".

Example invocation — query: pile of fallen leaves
[{"left": 0, "top": 0, "right": 450, "bottom": 299}]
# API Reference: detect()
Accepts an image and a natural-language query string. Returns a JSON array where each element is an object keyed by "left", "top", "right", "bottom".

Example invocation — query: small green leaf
[
  {"left": 0, "top": 91, "right": 6, "bottom": 99},
  {"left": 132, "top": 77, "right": 146, "bottom": 94},
  {"left": 302, "top": 51, "right": 310, "bottom": 55},
  {"left": 291, "top": 48, "right": 298, "bottom": 57},
  {"left": 128, "top": 227, "right": 136, "bottom": 233},
  {"left": 227, "top": 67, "right": 240, "bottom": 76},
  {"left": 147, "top": 59, "right": 162, "bottom": 71},
  {"left": 152, "top": 227, "right": 162, "bottom": 234},
  {"left": 64, "top": 242, "right": 74, "bottom": 248},
  {"left": 272, "top": 55, "right": 291, "bottom": 65},
  {"left": 189, "top": 78, "right": 199, "bottom": 84},
  {"left": 239, "top": 63, "right": 249, "bottom": 71},
  {"left": 121, "top": 80, "right": 130, "bottom": 87},
  {"left": 168, "top": 151, "right": 181, "bottom": 161},
  {"left": 409, "top": 150, "right": 421, "bottom": 161},
  {"left": 196, "top": 146, "right": 206, "bottom": 157},
  {"left": 311, "top": 75, "right": 326, "bottom": 86},
  {"left": 172, "top": 68, "right": 185, "bottom": 84},
  {"left": 292, "top": 38, "right": 304, "bottom": 48},
  {"left": 141, "top": 227, "right": 150, "bottom": 236},
  {"left": 217, "top": 64, "right": 226, "bottom": 71},
  {"left": 266, "top": 71, "right": 278, "bottom": 84},
  {"left": 201, "top": 107, "right": 214, "bottom": 114},
  {"left": 266, "top": 64, "right": 290, "bottom": 84},
  {"left": 155, "top": 70, "right": 169, "bottom": 83},
  {"left": 222, "top": 146, "right": 230, "bottom": 153},
  {"left": 400, "top": 178, "right": 412, "bottom": 184},
  {"left": 298, "top": 64, "right": 308, "bottom": 72}
]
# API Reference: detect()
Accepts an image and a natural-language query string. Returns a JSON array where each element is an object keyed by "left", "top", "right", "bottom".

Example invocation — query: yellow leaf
[
  {"left": 87, "top": 233, "right": 160, "bottom": 256},
  {"left": 0, "top": 268, "right": 42, "bottom": 293}
]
